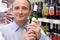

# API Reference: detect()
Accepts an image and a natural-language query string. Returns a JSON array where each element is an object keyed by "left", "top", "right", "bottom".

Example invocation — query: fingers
[
  {"left": 27, "top": 33, "right": 36, "bottom": 38},
  {"left": 27, "top": 24, "right": 41, "bottom": 32},
  {"left": 24, "top": 29, "right": 36, "bottom": 37},
  {"left": 29, "top": 20, "right": 40, "bottom": 28},
  {"left": 26, "top": 30, "right": 35, "bottom": 34},
  {"left": 25, "top": 36, "right": 36, "bottom": 40},
  {"left": 27, "top": 20, "right": 41, "bottom": 40},
  {"left": 24, "top": 32, "right": 36, "bottom": 38},
  {"left": 32, "top": 20, "right": 39, "bottom": 24},
  {"left": 22, "top": 19, "right": 41, "bottom": 40},
  {"left": 22, "top": 30, "right": 37, "bottom": 40}
]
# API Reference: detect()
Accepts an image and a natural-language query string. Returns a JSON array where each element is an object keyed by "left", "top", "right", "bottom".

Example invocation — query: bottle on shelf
[
  {"left": 52, "top": 0, "right": 60, "bottom": 19},
  {"left": 49, "top": 6, "right": 54, "bottom": 19},
  {"left": 50, "top": 24, "right": 58, "bottom": 40},
  {"left": 45, "top": 6, "right": 49, "bottom": 19},
  {"left": 48, "top": 0, "right": 51, "bottom": 5},
  {"left": 56, "top": 24, "right": 58, "bottom": 40},
  {"left": 37, "top": 1, "right": 43, "bottom": 18},
  {"left": 52, "top": 0, "right": 58, "bottom": 6},
  {"left": 42, "top": 3, "right": 47, "bottom": 18},
  {"left": 58, "top": 25, "right": 60, "bottom": 40},
  {"left": 48, "top": 0, "right": 55, "bottom": 19},
  {"left": 59, "top": 6, "right": 60, "bottom": 19},
  {"left": 44, "top": 0, "right": 48, "bottom": 3},
  {"left": 52, "top": 24, "right": 55, "bottom": 40},
  {"left": 46, "top": 23, "right": 52, "bottom": 39},
  {"left": 58, "top": 31, "right": 60, "bottom": 40},
  {"left": 53, "top": 24, "right": 58, "bottom": 40},
  {"left": 55, "top": 6, "right": 59, "bottom": 19}
]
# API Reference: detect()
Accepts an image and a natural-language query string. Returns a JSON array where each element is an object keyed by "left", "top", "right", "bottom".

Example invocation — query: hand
[
  {"left": 27, "top": 20, "right": 41, "bottom": 40},
  {"left": 22, "top": 29, "right": 36, "bottom": 40}
]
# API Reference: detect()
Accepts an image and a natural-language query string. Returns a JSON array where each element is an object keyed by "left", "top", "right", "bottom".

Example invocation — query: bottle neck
[{"left": 33, "top": 4, "right": 38, "bottom": 12}]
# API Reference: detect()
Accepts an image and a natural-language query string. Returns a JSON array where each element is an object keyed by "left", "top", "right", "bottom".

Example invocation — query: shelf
[{"left": 38, "top": 18, "right": 60, "bottom": 24}]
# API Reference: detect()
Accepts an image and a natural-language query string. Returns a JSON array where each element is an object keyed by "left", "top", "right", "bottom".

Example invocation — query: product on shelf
[
  {"left": 45, "top": 6, "right": 49, "bottom": 18},
  {"left": 58, "top": 31, "right": 60, "bottom": 40},
  {"left": 37, "top": 1, "right": 43, "bottom": 18},
  {"left": 30, "top": 1, "right": 60, "bottom": 40},
  {"left": 49, "top": 6, "right": 54, "bottom": 19}
]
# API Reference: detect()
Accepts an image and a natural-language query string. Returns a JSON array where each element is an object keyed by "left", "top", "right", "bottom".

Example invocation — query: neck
[{"left": 15, "top": 19, "right": 28, "bottom": 28}]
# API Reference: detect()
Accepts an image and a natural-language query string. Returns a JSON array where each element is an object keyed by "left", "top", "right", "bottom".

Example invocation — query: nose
[{"left": 18, "top": 8, "right": 22, "bottom": 14}]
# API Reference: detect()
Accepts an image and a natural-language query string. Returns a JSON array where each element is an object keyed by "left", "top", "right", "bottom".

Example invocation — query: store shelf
[{"left": 38, "top": 18, "right": 60, "bottom": 24}]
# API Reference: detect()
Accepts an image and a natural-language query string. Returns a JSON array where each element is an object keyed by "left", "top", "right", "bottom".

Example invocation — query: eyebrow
[{"left": 22, "top": 6, "right": 28, "bottom": 9}]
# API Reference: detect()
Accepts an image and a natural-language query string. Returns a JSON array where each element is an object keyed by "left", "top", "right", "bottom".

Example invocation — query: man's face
[{"left": 12, "top": 0, "right": 31, "bottom": 22}]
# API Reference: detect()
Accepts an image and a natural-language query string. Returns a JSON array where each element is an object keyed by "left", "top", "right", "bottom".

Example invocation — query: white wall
[
  {"left": 0, "top": 0, "right": 7, "bottom": 12},
  {"left": 59, "top": 0, "right": 60, "bottom": 3},
  {"left": 29, "top": 0, "right": 44, "bottom": 4},
  {"left": 29, "top": 0, "right": 60, "bottom": 4}
]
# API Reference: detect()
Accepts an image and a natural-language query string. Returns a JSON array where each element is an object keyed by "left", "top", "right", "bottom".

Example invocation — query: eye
[
  {"left": 22, "top": 6, "right": 28, "bottom": 10},
  {"left": 14, "top": 6, "right": 20, "bottom": 10}
]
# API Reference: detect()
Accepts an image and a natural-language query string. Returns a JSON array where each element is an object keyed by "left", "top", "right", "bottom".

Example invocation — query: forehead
[{"left": 13, "top": 0, "right": 29, "bottom": 7}]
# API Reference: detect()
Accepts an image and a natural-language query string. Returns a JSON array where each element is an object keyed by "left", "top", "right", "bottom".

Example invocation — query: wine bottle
[
  {"left": 46, "top": 23, "right": 52, "bottom": 38},
  {"left": 42, "top": 3, "right": 46, "bottom": 18},
  {"left": 54, "top": 24, "right": 58, "bottom": 40},
  {"left": 37, "top": 1, "right": 43, "bottom": 18},
  {"left": 45, "top": 6, "right": 49, "bottom": 19},
  {"left": 58, "top": 25, "right": 60, "bottom": 40},
  {"left": 29, "top": 3, "right": 39, "bottom": 23},
  {"left": 49, "top": 6, "right": 54, "bottom": 19}
]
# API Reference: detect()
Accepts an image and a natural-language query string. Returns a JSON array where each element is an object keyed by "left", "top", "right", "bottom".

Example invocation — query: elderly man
[{"left": 0, "top": 0, "right": 51, "bottom": 40}]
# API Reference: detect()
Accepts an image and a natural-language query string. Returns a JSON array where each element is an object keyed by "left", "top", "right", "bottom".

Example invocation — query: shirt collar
[
  {"left": 10, "top": 21, "right": 19, "bottom": 31},
  {"left": 11, "top": 20, "right": 29, "bottom": 32}
]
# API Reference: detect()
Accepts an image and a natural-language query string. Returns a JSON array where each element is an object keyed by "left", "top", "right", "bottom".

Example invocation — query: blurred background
[{"left": 0, "top": 0, "right": 60, "bottom": 40}]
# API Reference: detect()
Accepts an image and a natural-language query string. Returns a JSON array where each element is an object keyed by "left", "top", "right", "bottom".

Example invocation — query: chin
[
  {"left": 18, "top": 19, "right": 24, "bottom": 21},
  {"left": 16, "top": 17, "right": 27, "bottom": 21}
]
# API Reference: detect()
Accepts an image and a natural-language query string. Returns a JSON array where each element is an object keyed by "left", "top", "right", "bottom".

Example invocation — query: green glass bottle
[{"left": 29, "top": 3, "right": 39, "bottom": 23}]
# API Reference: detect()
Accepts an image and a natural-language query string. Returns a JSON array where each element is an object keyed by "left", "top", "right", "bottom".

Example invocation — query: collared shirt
[
  {"left": 0, "top": 32, "right": 5, "bottom": 40},
  {"left": 0, "top": 21, "right": 51, "bottom": 40}
]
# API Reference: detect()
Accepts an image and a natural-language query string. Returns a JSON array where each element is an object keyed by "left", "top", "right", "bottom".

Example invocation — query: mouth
[{"left": 19, "top": 15, "right": 24, "bottom": 17}]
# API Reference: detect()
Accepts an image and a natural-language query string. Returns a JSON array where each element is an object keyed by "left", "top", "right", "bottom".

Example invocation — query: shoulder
[
  {"left": 0, "top": 32, "right": 5, "bottom": 40},
  {"left": 0, "top": 22, "right": 14, "bottom": 38},
  {"left": 0, "top": 22, "right": 13, "bottom": 32}
]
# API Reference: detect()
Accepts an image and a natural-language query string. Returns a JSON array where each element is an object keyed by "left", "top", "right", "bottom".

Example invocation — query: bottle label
[
  {"left": 49, "top": 7, "right": 54, "bottom": 16},
  {"left": 33, "top": 4, "right": 38, "bottom": 11},
  {"left": 45, "top": 7, "right": 49, "bottom": 16}
]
